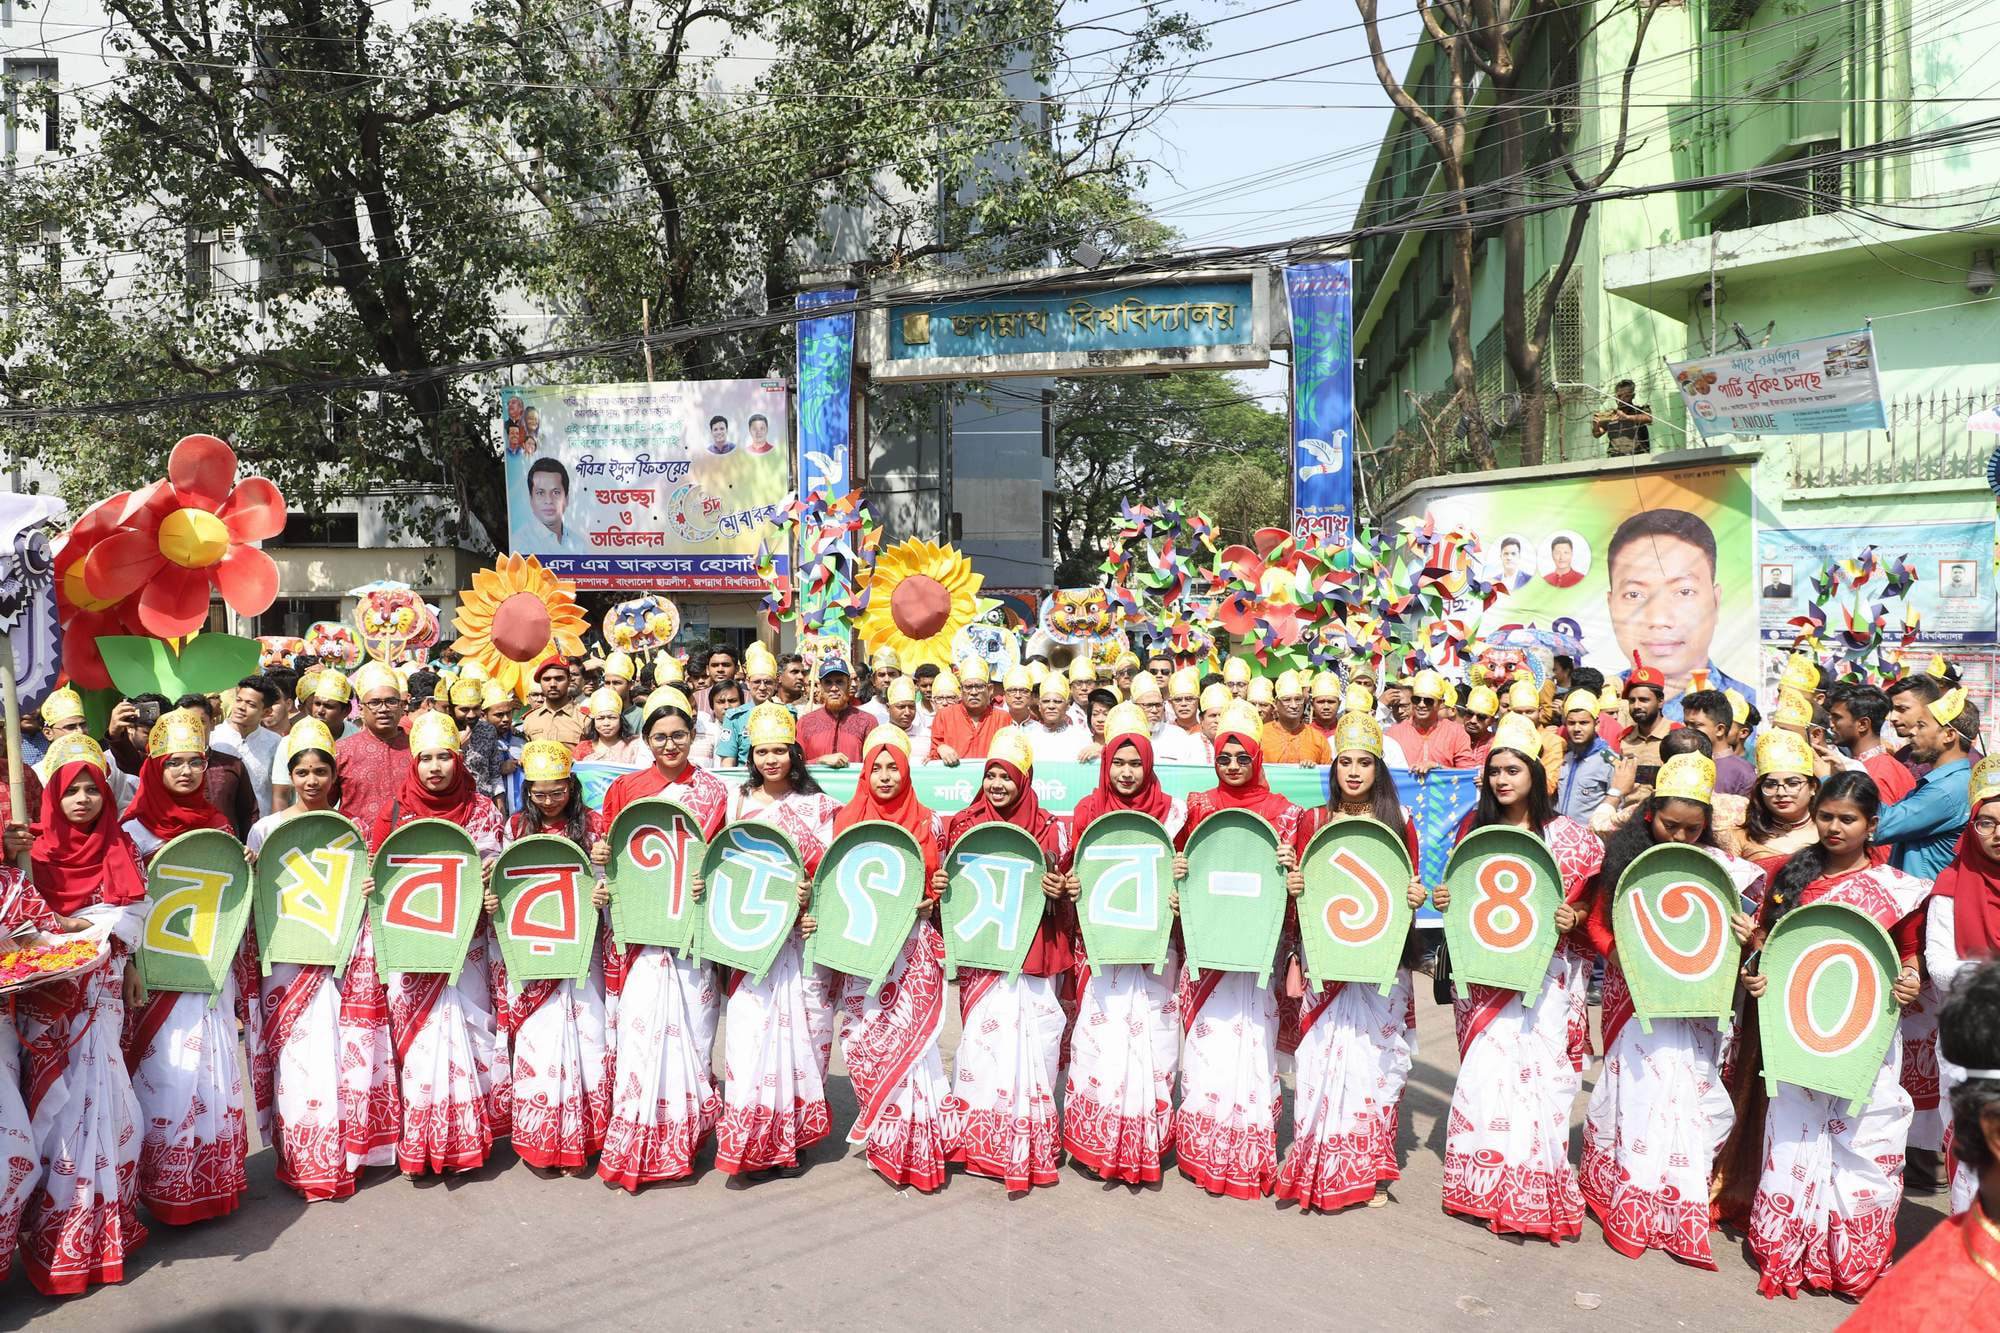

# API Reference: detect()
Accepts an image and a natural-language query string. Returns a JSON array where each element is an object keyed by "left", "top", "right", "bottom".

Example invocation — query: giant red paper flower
[
  {"left": 52, "top": 492, "right": 142, "bottom": 688},
  {"left": 80, "top": 435, "right": 286, "bottom": 638}
]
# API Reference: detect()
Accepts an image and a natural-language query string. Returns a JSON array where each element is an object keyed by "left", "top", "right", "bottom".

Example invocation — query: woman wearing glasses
[{"left": 1736, "top": 734, "right": 1820, "bottom": 879}]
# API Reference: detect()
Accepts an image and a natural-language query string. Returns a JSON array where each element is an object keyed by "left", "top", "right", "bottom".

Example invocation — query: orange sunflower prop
[
  {"left": 451, "top": 553, "right": 588, "bottom": 700},
  {"left": 853, "top": 538, "right": 983, "bottom": 673}
]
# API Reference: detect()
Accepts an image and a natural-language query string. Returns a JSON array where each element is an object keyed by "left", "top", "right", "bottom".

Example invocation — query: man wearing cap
[
  {"left": 448, "top": 677, "right": 508, "bottom": 810},
  {"left": 881, "top": 676, "right": 930, "bottom": 755},
  {"left": 1386, "top": 669, "right": 1474, "bottom": 774},
  {"left": 716, "top": 647, "right": 782, "bottom": 767},
  {"left": 1222, "top": 656, "right": 1252, "bottom": 700},
  {"left": 1066, "top": 655, "right": 1097, "bottom": 724},
  {"left": 1000, "top": 665, "right": 1036, "bottom": 727},
  {"left": 30, "top": 686, "right": 88, "bottom": 784},
  {"left": 335, "top": 662, "right": 414, "bottom": 832},
  {"left": 600, "top": 650, "right": 642, "bottom": 732},
  {"left": 1876, "top": 688, "right": 1976, "bottom": 880},
  {"left": 798, "top": 654, "right": 873, "bottom": 766},
  {"left": 930, "top": 657, "right": 1007, "bottom": 765},
  {"left": 520, "top": 657, "right": 586, "bottom": 745},
  {"left": 1261, "top": 670, "right": 1331, "bottom": 765},
  {"left": 1612, "top": 656, "right": 1676, "bottom": 810},
  {"left": 481, "top": 680, "right": 525, "bottom": 813},
  {"left": 1553, "top": 689, "right": 1616, "bottom": 819},
  {"left": 1460, "top": 684, "right": 1500, "bottom": 770},
  {"left": 1308, "top": 671, "right": 1342, "bottom": 739},
  {"left": 859, "top": 647, "right": 901, "bottom": 726},
  {"left": 1165, "top": 668, "right": 1204, "bottom": 742},
  {"left": 1025, "top": 672, "right": 1089, "bottom": 765}
]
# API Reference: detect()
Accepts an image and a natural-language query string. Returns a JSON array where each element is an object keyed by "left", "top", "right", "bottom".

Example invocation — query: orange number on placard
[
  {"left": 628, "top": 820, "right": 691, "bottom": 915},
  {"left": 1470, "top": 855, "right": 1536, "bottom": 951},
  {"left": 1786, "top": 939, "right": 1880, "bottom": 1056},
  {"left": 1323, "top": 847, "right": 1389, "bottom": 945},
  {"left": 1630, "top": 881, "right": 1725, "bottom": 979}
]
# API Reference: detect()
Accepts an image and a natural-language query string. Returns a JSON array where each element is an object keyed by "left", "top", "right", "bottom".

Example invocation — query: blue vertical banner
[
  {"left": 795, "top": 289, "right": 857, "bottom": 498},
  {"left": 1285, "top": 261, "right": 1356, "bottom": 545}
]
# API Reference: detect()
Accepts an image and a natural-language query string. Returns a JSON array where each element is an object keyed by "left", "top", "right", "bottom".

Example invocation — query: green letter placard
[
  {"left": 140, "top": 828, "right": 254, "bottom": 996},
  {"left": 1180, "top": 810, "right": 1286, "bottom": 985},
  {"left": 1757, "top": 901, "right": 1900, "bottom": 1112},
  {"left": 370, "top": 818, "right": 482, "bottom": 982},
  {"left": 806, "top": 821, "right": 924, "bottom": 993},
  {"left": 1298, "top": 816, "right": 1414, "bottom": 993},
  {"left": 1073, "top": 811, "right": 1173, "bottom": 969},
  {"left": 491, "top": 834, "right": 596, "bottom": 983},
  {"left": 606, "top": 798, "right": 706, "bottom": 954},
  {"left": 252, "top": 811, "right": 369, "bottom": 975},
  {"left": 696, "top": 821, "right": 803, "bottom": 983},
  {"left": 1440, "top": 825, "right": 1563, "bottom": 1000},
  {"left": 1614, "top": 843, "right": 1742, "bottom": 1031},
  {"left": 940, "top": 822, "right": 1047, "bottom": 979}
]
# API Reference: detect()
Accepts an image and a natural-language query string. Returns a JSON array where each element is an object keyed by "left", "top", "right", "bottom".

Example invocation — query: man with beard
[
  {"left": 1610, "top": 657, "right": 1675, "bottom": 812},
  {"left": 1459, "top": 683, "right": 1499, "bottom": 770}
]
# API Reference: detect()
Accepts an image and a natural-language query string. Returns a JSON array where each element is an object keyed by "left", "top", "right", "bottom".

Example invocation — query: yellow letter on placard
[{"left": 145, "top": 866, "right": 231, "bottom": 959}]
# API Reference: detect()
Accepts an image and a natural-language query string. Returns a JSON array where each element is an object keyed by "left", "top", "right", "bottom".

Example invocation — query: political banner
[
  {"left": 251, "top": 811, "right": 369, "bottom": 974},
  {"left": 1757, "top": 516, "right": 1997, "bottom": 647},
  {"left": 139, "top": 829, "right": 254, "bottom": 996},
  {"left": 370, "top": 819, "right": 482, "bottom": 982},
  {"left": 1297, "top": 816, "right": 1414, "bottom": 992},
  {"left": 1440, "top": 825, "right": 1563, "bottom": 999},
  {"left": 1072, "top": 811, "right": 1175, "bottom": 969},
  {"left": 805, "top": 821, "right": 925, "bottom": 992},
  {"left": 696, "top": 822, "right": 804, "bottom": 983},
  {"left": 1613, "top": 844, "right": 1741, "bottom": 1030},
  {"left": 1179, "top": 810, "right": 1286, "bottom": 985},
  {"left": 499, "top": 379, "right": 791, "bottom": 591},
  {"left": 606, "top": 797, "right": 706, "bottom": 952},
  {"left": 1286, "top": 261, "right": 1355, "bottom": 545},
  {"left": 940, "top": 823, "right": 1048, "bottom": 979},
  {"left": 490, "top": 835, "right": 596, "bottom": 983},
  {"left": 1669, "top": 329, "right": 1887, "bottom": 438},
  {"left": 1757, "top": 901, "right": 1901, "bottom": 1111},
  {"left": 796, "top": 290, "right": 856, "bottom": 497}
]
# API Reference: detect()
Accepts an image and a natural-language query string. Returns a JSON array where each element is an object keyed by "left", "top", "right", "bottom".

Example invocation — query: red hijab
[
  {"left": 1071, "top": 733, "right": 1173, "bottom": 830},
  {"left": 1933, "top": 810, "right": 2000, "bottom": 959},
  {"left": 943, "top": 758, "right": 1064, "bottom": 862},
  {"left": 34, "top": 759, "right": 147, "bottom": 916},
  {"left": 1199, "top": 722, "right": 1291, "bottom": 821},
  {"left": 371, "top": 750, "right": 483, "bottom": 846},
  {"left": 122, "top": 752, "right": 231, "bottom": 844},
  {"left": 834, "top": 738, "right": 941, "bottom": 876}
]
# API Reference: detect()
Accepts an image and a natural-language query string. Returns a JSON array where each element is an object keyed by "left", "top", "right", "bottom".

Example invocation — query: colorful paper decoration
[
  {"left": 449, "top": 555, "right": 588, "bottom": 700},
  {"left": 1786, "top": 543, "right": 1924, "bottom": 685},
  {"left": 940, "top": 822, "right": 1048, "bottom": 979},
  {"left": 352, "top": 581, "right": 442, "bottom": 664},
  {"left": 1179, "top": 810, "right": 1287, "bottom": 984},
  {"left": 1297, "top": 816, "right": 1415, "bottom": 992},
  {"left": 139, "top": 829, "right": 255, "bottom": 995},
  {"left": 1072, "top": 811, "right": 1175, "bottom": 969},
  {"left": 754, "top": 488, "right": 882, "bottom": 638},
  {"left": 304, "top": 620, "right": 361, "bottom": 669},
  {"left": 1757, "top": 901, "right": 1901, "bottom": 1112},
  {"left": 1440, "top": 825, "right": 1563, "bottom": 999},
  {"left": 1612, "top": 844, "right": 1743, "bottom": 1031},
  {"left": 0, "top": 495, "right": 63, "bottom": 710},
  {"left": 490, "top": 834, "right": 596, "bottom": 982},
  {"left": 805, "top": 821, "right": 926, "bottom": 993},
  {"left": 251, "top": 811, "right": 369, "bottom": 974},
  {"left": 601, "top": 594, "right": 682, "bottom": 654},
  {"left": 369, "top": 818, "right": 482, "bottom": 981},
  {"left": 696, "top": 821, "right": 804, "bottom": 983},
  {"left": 605, "top": 798, "right": 706, "bottom": 952}
]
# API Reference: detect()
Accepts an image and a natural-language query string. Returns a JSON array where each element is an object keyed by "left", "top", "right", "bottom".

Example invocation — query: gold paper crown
[
  {"left": 958, "top": 656, "right": 991, "bottom": 685},
  {"left": 409, "top": 711, "right": 462, "bottom": 755},
  {"left": 1035, "top": 670, "right": 1067, "bottom": 700},
  {"left": 1756, "top": 729, "right": 1815, "bottom": 778},
  {"left": 39, "top": 686, "right": 83, "bottom": 726},
  {"left": 988, "top": 725, "right": 1036, "bottom": 775},
  {"left": 587, "top": 685, "right": 624, "bottom": 717},
  {"left": 1773, "top": 687, "right": 1815, "bottom": 728},
  {"left": 1310, "top": 671, "right": 1342, "bottom": 700},
  {"left": 1170, "top": 667, "right": 1201, "bottom": 699},
  {"left": 1599, "top": 675, "right": 1622, "bottom": 699},
  {"left": 283, "top": 718, "right": 337, "bottom": 765},
  {"left": 431, "top": 674, "right": 451, "bottom": 703},
  {"left": 1968, "top": 754, "right": 2000, "bottom": 807},
  {"left": 1114, "top": 651, "right": 1141, "bottom": 672},
  {"left": 1468, "top": 663, "right": 1489, "bottom": 686},
  {"left": 521, "top": 739, "right": 575, "bottom": 783},
  {"left": 870, "top": 646, "right": 900, "bottom": 672},
  {"left": 313, "top": 671, "right": 354, "bottom": 704},
  {"left": 743, "top": 642, "right": 777, "bottom": 680},
  {"left": 1779, "top": 651, "right": 1821, "bottom": 692},
  {"left": 1928, "top": 652, "right": 1951, "bottom": 679},
  {"left": 654, "top": 653, "right": 686, "bottom": 684},
  {"left": 1246, "top": 677, "right": 1274, "bottom": 705},
  {"left": 1028, "top": 661, "right": 1048, "bottom": 687},
  {"left": 1217, "top": 700, "right": 1264, "bottom": 740},
  {"left": 933, "top": 668, "right": 961, "bottom": 698},
  {"left": 481, "top": 680, "right": 513, "bottom": 710},
  {"left": 1491, "top": 712, "right": 1542, "bottom": 759},
  {"left": 1505, "top": 680, "right": 1540, "bottom": 712},
  {"left": 1724, "top": 688, "right": 1750, "bottom": 725},
  {"left": 745, "top": 702, "right": 797, "bottom": 748},
  {"left": 1655, "top": 752, "right": 1717, "bottom": 805},
  {"left": 1199, "top": 682, "right": 1231, "bottom": 712},
  {"left": 603, "top": 649, "right": 637, "bottom": 681},
  {"left": 641, "top": 685, "right": 693, "bottom": 719},
  {"left": 1340, "top": 683, "right": 1374, "bottom": 715},
  {"left": 448, "top": 678, "right": 483, "bottom": 708},
  {"left": 42, "top": 732, "right": 107, "bottom": 774},
  {"left": 1274, "top": 670, "right": 1303, "bottom": 699},
  {"left": 863, "top": 723, "right": 911, "bottom": 758},
  {"left": 1128, "top": 672, "right": 1162, "bottom": 704},
  {"left": 352, "top": 661, "right": 404, "bottom": 698},
  {"left": 886, "top": 677, "right": 918, "bottom": 705},
  {"left": 1411, "top": 669, "right": 1446, "bottom": 700},
  {"left": 1002, "top": 665, "right": 1032, "bottom": 691},
  {"left": 1930, "top": 686, "right": 1969, "bottom": 727},
  {"left": 1103, "top": 701, "right": 1150, "bottom": 747},
  {"left": 1464, "top": 685, "right": 1499, "bottom": 718},
  {"left": 1562, "top": 689, "right": 1600, "bottom": 719},
  {"left": 459, "top": 660, "right": 489, "bottom": 683},
  {"left": 147, "top": 708, "right": 208, "bottom": 758},
  {"left": 1067, "top": 656, "right": 1096, "bottom": 683},
  {"left": 1334, "top": 710, "right": 1383, "bottom": 759},
  {"left": 1223, "top": 657, "right": 1251, "bottom": 685}
]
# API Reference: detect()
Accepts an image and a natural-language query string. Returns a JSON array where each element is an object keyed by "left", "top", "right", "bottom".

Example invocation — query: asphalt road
[{"left": 5, "top": 982, "right": 1937, "bottom": 1331}]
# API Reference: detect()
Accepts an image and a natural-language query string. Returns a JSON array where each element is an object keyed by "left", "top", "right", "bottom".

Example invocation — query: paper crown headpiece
[
  {"left": 408, "top": 711, "right": 462, "bottom": 755},
  {"left": 654, "top": 653, "right": 686, "bottom": 684},
  {"left": 932, "top": 668, "right": 961, "bottom": 698},
  {"left": 147, "top": 708, "right": 208, "bottom": 758},
  {"left": 1411, "top": 669, "right": 1446, "bottom": 700},
  {"left": 1274, "top": 670, "right": 1303, "bottom": 700},
  {"left": 1217, "top": 700, "right": 1264, "bottom": 741},
  {"left": 283, "top": 718, "right": 338, "bottom": 765},
  {"left": 586, "top": 685, "right": 624, "bottom": 718},
  {"left": 1464, "top": 685, "right": 1499, "bottom": 718},
  {"left": 1334, "top": 710, "right": 1383, "bottom": 759},
  {"left": 1491, "top": 712, "right": 1542, "bottom": 760},
  {"left": 1562, "top": 689, "right": 1600, "bottom": 719},
  {"left": 988, "top": 725, "right": 1035, "bottom": 775},
  {"left": 1103, "top": 702, "right": 1151, "bottom": 748},
  {"left": 1170, "top": 667, "right": 1201, "bottom": 699},
  {"left": 1506, "top": 680, "right": 1541, "bottom": 712},
  {"left": 870, "top": 646, "right": 900, "bottom": 673},
  {"left": 313, "top": 670, "right": 354, "bottom": 704},
  {"left": 1724, "top": 688, "right": 1750, "bottom": 726},
  {"left": 521, "top": 739, "right": 575, "bottom": 783},
  {"left": 1310, "top": 670, "right": 1342, "bottom": 701},
  {"left": 1246, "top": 677, "right": 1275, "bottom": 705},
  {"left": 602, "top": 649, "right": 637, "bottom": 681},
  {"left": 863, "top": 723, "right": 911, "bottom": 758},
  {"left": 1756, "top": 729, "right": 1815, "bottom": 778},
  {"left": 1341, "top": 683, "right": 1374, "bottom": 715},
  {"left": 1773, "top": 687, "right": 1815, "bottom": 729},
  {"left": 1222, "top": 657, "right": 1251, "bottom": 685},
  {"left": 1067, "top": 656, "right": 1096, "bottom": 684},
  {"left": 886, "top": 677, "right": 919, "bottom": 706},
  {"left": 743, "top": 642, "right": 778, "bottom": 680},
  {"left": 39, "top": 687, "right": 83, "bottom": 726},
  {"left": 1969, "top": 754, "right": 2000, "bottom": 807},
  {"left": 641, "top": 686, "right": 693, "bottom": 720},
  {"left": 1128, "top": 672, "right": 1162, "bottom": 704},
  {"left": 1654, "top": 752, "right": 1716, "bottom": 805},
  {"left": 43, "top": 733, "right": 107, "bottom": 774},
  {"left": 1779, "top": 650, "right": 1821, "bottom": 692},
  {"left": 1200, "top": 683, "right": 1231, "bottom": 712},
  {"left": 1930, "top": 686, "right": 1969, "bottom": 727},
  {"left": 745, "top": 702, "right": 797, "bottom": 748}
]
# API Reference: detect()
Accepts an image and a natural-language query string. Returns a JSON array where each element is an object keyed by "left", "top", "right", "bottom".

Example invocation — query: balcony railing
[{"left": 1788, "top": 387, "right": 1996, "bottom": 489}]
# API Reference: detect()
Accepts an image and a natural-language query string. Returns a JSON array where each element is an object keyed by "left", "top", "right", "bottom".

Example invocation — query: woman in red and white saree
[
  {"left": 1924, "top": 757, "right": 2000, "bottom": 1215},
  {"left": 1062, "top": 705, "right": 1184, "bottom": 1185},
  {"left": 494, "top": 740, "right": 610, "bottom": 1173},
  {"left": 593, "top": 689, "right": 729, "bottom": 1191},
  {"left": 714, "top": 702, "right": 842, "bottom": 1175},
  {"left": 1434, "top": 713, "right": 1602, "bottom": 1242},
  {"left": 368, "top": 712, "right": 506, "bottom": 1176},
  {"left": 1733, "top": 770, "right": 1928, "bottom": 1299},
  {"left": 1171, "top": 701, "right": 1303, "bottom": 1200},
  {"left": 1578, "top": 751, "right": 1762, "bottom": 1267},
  {"left": 831, "top": 725, "right": 953, "bottom": 1190},
  {"left": 1279, "top": 708, "right": 1426, "bottom": 1212},
  {"left": 941, "top": 725, "right": 1074, "bottom": 1192},
  {"left": 120, "top": 709, "right": 255, "bottom": 1226},
  {"left": 244, "top": 719, "right": 378, "bottom": 1201},
  {"left": 18, "top": 739, "right": 151, "bottom": 1294}
]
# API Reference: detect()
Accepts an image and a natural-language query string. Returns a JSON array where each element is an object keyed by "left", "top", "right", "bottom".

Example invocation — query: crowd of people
[{"left": 0, "top": 635, "right": 1995, "bottom": 1319}]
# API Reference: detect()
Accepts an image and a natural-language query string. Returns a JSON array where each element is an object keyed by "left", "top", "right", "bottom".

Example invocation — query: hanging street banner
[
  {"left": 1179, "top": 810, "right": 1287, "bottom": 985},
  {"left": 499, "top": 379, "right": 790, "bottom": 590},
  {"left": 1613, "top": 844, "right": 1741, "bottom": 1031},
  {"left": 1757, "top": 516, "right": 1998, "bottom": 647},
  {"left": 1668, "top": 329, "right": 1888, "bottom": 438},
  {"left": 1757, "top": 901, "right": 1901, "bottom": 1111},
  {"left": 1440, "top": 825, "right": 1563, "bottom": 1000},
  {"left": 940, "top": 823, "right": 1048, "bottom": 978},
  {"left": 370, "top": 818, "right": 483, "bottom": 981},
  {"left": 251, "top": 811, "right": 369, "bottom": 974},
  {"left": 490, "top": 835, "right": 597, "bottom": 983},
  {"left": 805, "top": 821, "right": 925, "bottom": 992},
  {"left": 607, "top": 798, "right": 707, "bottom": 953},
  {"left": 1285, "top": 260, "right": 1356, "bottom": 545},
  {"left": 1297, "top": 816, "right": 1414, "bottom": 992},
  {"left": 697, "top": 822, "right": 804, "bottom": 983},
  {"left": 796, "top": 289, "right": 856, "bottom": 497},
  {"left": 140, "top": 829, "right": 254, "bottom": 995},
  {"left": 1072, "top": 811, "right": 1175, "bottom": 969}
]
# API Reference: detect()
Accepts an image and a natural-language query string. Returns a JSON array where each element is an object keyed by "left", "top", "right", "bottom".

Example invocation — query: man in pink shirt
[{"left": 1385, "top": 669, "right": 1474, "bottom": 773}]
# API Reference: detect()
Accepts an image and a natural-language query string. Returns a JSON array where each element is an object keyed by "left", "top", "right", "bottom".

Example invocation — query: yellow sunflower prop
[
  {"left": 451, "top": 553, "right": 589, "bottom": 700},
  {"left": 855, "top": 538, "right": 983, "bottom": 673}
]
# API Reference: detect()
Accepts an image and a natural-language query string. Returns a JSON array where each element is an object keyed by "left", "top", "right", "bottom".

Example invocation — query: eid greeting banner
[
  {"left": 499, "top": 379, "right": 791, "bottom": 590},
  {"left": 1286, "top": 261, "right": 1356, "bottom": 545}
]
